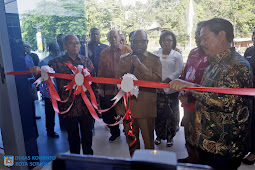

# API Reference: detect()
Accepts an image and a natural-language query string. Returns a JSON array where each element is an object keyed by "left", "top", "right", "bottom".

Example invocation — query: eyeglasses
[
  {"left": 162, "top": 39, "right": 173, "bottom": 43},
  {"left": 66, "top": 42, "right": 81, "bottom": 46},
  {"left": 132, "top": 40, "right": 148, "bottom": 44}
]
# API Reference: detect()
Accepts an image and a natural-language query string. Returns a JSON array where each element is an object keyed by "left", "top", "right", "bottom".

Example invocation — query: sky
[
  {"left": 15, "top": 0, "right": 148, "bottom": 14},
  {"left": 121, "top": 0, "right": 148, "bottom": 6},
  {"left": 16, "top": 0, "right": 37, "bottom": 14}
]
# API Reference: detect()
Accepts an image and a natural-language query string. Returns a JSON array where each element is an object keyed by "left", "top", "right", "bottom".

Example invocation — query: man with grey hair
[
  {"left": 169, "top": 18, "right": 253, "bottom": 170},
  {"left": 98, "top": 29, "right": 132, "bottom": 143}
]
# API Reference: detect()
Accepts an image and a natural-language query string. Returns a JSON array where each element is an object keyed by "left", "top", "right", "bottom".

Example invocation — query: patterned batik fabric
[
  {"left": 155, "top": 92, "right": 178, "bottom": 140},
  {"left": 48, "top": 54, "right": 99, "bottom": 117},
  {"left": 187, "top": 47, "right": 253, "bottom": 159},
  {"left": 180, "top": 47, "right": 209, "bottom": 105}
]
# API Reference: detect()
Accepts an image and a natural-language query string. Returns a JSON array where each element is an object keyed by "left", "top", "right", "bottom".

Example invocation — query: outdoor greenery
[{"left": 20, "top": 0, "right": 255, "bottom": 52}]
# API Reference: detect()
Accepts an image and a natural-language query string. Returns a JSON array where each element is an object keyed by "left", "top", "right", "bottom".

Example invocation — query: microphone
[{"left": 130, "top": 51, "right": 138, "bottom": 74}]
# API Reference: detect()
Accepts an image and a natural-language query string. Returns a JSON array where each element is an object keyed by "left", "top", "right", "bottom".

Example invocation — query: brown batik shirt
[{"left": 98, "top": 44, "right": 132, "bottom": 96}]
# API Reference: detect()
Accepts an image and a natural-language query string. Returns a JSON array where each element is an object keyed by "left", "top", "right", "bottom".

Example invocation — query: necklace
[{"left": 162, "top": 54, "right": 168, "bottom": 59}]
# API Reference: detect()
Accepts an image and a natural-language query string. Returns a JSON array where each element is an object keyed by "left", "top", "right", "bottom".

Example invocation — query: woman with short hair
[{"left": 153, "top": 31, "right": 183, "bottom": 147}]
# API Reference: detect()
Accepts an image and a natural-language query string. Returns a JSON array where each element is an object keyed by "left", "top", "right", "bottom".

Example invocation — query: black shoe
[
  {"left": 176, "top": 126, "right": 180, "bottom": 132},
  {"left": 109, "top": 135, "right": 120, "bottom": 143},
  {"left": 35, "top": 115, "right": 41, "bottom": 119},
  {"left": 154, "top": 138, "right": 161, "bottom": 145},
  {"left": 166, "top": 139, "right": 173, "bottom": 147},
  {"left": 242, "top": 158, "right": 255, "bottom": 165},
  {"left": 98, "top": 113, "right": 103, "bottom": 118},
  {"left": 178, "top": 158, "right": 189, "bottom": 163},
  {"left": 60, "top": 126, "right": 66, "bottom": 131},
  {"left": 47, "top": 132, "right": 59, "bottom": 138}
]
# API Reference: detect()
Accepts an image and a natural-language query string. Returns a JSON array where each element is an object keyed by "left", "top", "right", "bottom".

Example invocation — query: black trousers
[
  {"left": 65, "top": 114, "right": 93, "bottom": 155},
  {"left": 198, "top": 149, "right": 242, "bottom": 170},
  {"left": 100, "top": 95, "right": 120, "bottom": 137},
  {"left": 44, "top": 98, "right": 56, "bottom": 133},
  {"left": 31, "top": 101, "right": 39, "bottom": 138},
  {"left": 247, "top": 98, "right": 255, "bottom": 154}
]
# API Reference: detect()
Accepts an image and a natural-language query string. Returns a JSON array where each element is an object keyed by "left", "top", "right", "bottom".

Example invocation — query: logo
[{"left": 4, "top": 155, "right": 14, "bottom": 167}]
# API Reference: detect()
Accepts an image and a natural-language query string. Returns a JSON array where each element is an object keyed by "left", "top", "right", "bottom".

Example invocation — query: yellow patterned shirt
[{"left": 188, "top": 47, "right": 253, "bottom": 158}]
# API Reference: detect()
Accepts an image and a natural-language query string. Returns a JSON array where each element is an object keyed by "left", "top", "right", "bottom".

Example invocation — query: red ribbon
[
  {"left": 185, "top": 87, "right": 255, "bottom": 96},
  {"left": 8, "top": 68, "right": 255, "bottom": 147},
  {"left": 181, "top": 102, "right": 195, "bottom": 113},
  {"left": 7, "top": 70, "right": 255, "bottom": 96},
  {"left": 63, "top": 62, "right": 125, "bottom": 126},
  {"left": 45, "top": 78, "right": 61, "bottom": 113},
  {"left": 87, "top": 77, "right": 122, "bottom": 85},
  {"left": 6, "top": 69, "right": 255, "bottom": 121},
  {"left": 83, "top": 80, "right": 125, "bottom": 126},
  {"left": 122, "top": 92, "right": 137, "bottom": 147},
  {"left": 5, "top": 70, "right": 31, "bottom": 75}
]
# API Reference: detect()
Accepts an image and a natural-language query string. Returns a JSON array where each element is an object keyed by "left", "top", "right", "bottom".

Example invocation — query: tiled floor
[
  {"left": 35, "top": 100, "right": 255, "bottom": 170},
  {"left": 35, "top": 100, "right": 188, "bottom": 160},
  {"left": 0, "top": 100, "right": 255, "bottom": 169},
  {"left": 35, "top": 100, "right": 69, "bottom": 158}
]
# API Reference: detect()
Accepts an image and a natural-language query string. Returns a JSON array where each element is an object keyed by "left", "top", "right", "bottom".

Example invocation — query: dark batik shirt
[
  {"left": 48, "top": 54, "right": 98, "bottom": 117},
  {"left": 187, "top": 47, "right": 253, "bottom": 158},
  {"left": 244, "top": 45, "right": 255, "bottom": 86}
]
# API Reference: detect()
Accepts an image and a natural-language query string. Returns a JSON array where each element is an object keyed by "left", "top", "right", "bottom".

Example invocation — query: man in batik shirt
[
  {"left": 169, "top": 18, "right": 253, "bottom": 170},
  {"left": 31, "top": 34, "right": 98, "bottom": 155}
]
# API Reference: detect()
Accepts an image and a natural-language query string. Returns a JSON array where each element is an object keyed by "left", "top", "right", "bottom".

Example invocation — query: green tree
[
  {"left": 194, "top": 0, "right": 255, "bottom": 38},
  {"left": 20, "top": 0, "right": 255, "bottom": 51},
  {"left": 21, "top": 0, "right": 86, "bottom": 49}
]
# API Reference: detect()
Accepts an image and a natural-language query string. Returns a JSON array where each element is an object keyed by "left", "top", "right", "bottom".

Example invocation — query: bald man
[
  {"left": 116, "top": 30, "right": 162, "bottom": 156},
  {"left": 98, "top": 29, "right": 132, "bottom": 143}
]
